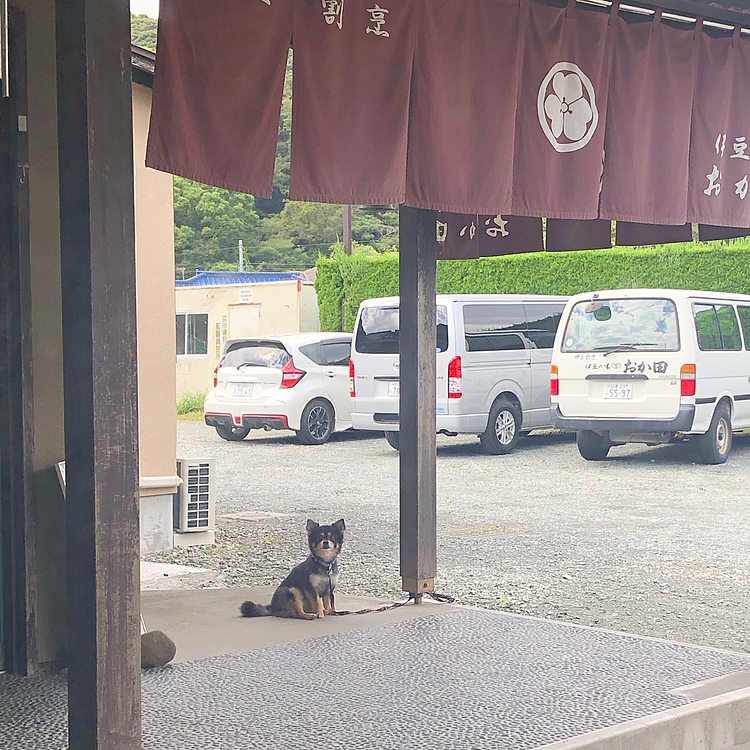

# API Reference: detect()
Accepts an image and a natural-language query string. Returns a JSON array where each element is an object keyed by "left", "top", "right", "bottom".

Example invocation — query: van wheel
[
  {"left": 215, "top": 424, "right": 250, "bottom": 442},
  {"left": 384, "top": 431, "right": 400, "bottom": 450},
  {"left": 480, "top": 397, "right": 521, "bottom": 455},
  {"left": 694, "top": 403, "right": 732, "bottom": 465},
  {"left": 297, "top": 399, "right": 334, "bottom": 445},
  {"left": 576, "top": 430, "right": 612, "bottom": 461}
]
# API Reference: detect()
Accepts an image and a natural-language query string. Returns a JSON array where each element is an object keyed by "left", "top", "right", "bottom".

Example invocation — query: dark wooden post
[
  {"left": 0, "top": 7, "right": 35, "bottom": 676},
  {"left": 398, "top": 205, "right": 437, "bottom": 598},
  {"left": 56, "top": 0, "right": 141, "bottom": 747}
]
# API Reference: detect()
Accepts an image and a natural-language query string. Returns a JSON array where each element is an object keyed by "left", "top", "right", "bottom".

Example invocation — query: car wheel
[
  {"left": 480, "top": 397, "right": 521, "bottom": 455},
  {"left": 694, "top": 402, "right": 732, "bottom": 465},
  {"left": 297, "top": 399, "right": 335, "bottom": 445},
  {"left": 215, "top": 423, "right": 250, "bottom": 442},
  {"left": 576, "top": 430, "right": 612, "bottom": 461},
  {"left": 384, "top": 431, "right": 400, "bottom": 450}
]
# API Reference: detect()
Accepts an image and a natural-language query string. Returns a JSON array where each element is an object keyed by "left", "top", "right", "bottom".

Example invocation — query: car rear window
[
  {"left": 562, "top": 298, "right": 680, "bottom": 353},
  {"left": 355, "top": 306, "right": 449, "bottom": 354},
  {"left": 222, "top": 342, "right": 291, "bottom": 369}
]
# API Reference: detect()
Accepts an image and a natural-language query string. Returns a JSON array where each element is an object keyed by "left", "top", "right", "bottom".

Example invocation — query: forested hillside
[{"left": 131, "top": 14, "right": 397, "bottom": 277}]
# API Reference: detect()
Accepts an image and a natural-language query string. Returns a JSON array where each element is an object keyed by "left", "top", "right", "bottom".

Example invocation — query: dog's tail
[{"left": 240, "top": 600, "right": 270, "bottom": 617}]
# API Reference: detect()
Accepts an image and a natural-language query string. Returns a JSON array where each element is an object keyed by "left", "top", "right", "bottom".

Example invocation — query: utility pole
[
  {"left": 238, "top": 239, "right": 244, "bottom": 271},
  {"left": 343, "top": 205, "right": 352, "bottom": 255}
]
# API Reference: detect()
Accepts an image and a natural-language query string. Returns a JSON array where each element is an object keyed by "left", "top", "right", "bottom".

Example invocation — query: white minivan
[
  {"left": 350, "top": 294, "right": 568, "bottom": 454},
  {"left": 550, "top": 289, "right": 750, "bottom": 464}
]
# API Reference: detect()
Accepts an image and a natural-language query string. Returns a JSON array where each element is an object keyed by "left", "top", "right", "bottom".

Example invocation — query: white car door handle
[{"left": 325, "top": 371, "right": 336, "bottom": 378}]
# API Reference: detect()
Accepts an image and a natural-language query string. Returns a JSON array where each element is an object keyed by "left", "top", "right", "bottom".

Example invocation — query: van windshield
[
  {"left": 355, "top": 306, "right": 449, "bottom": 354},
  {"left": 562, "top": 298, "right": 680, "bottom": 353}
]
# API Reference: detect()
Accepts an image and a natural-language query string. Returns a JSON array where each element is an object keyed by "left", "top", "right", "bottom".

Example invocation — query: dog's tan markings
[
  {"left": 316, "top": 595, "right": 325, "bottom": 619},
  {"left": 289, "top": 588, "right": 316, "bottom": 620},
  {"left": 322, "top": 594, "right": 336, "bottom": 615}
]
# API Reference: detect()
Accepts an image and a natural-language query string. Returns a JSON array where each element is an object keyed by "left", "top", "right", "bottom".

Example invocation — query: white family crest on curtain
[{"left": 538, "top": 62, "right": 598, "bottom": 153}]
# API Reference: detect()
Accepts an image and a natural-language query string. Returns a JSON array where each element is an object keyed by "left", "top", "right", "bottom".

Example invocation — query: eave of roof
[{"left": 131, "top": 44, "right": 155, "bottom": 89}]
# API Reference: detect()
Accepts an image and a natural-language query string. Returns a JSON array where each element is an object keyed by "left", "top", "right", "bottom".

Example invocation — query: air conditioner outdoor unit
[{"left": 174, "top": 457, "right": 216, "bottom": 534}]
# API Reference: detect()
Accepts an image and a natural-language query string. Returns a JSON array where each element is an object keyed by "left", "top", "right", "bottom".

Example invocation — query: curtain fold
[
  {"left": 599, "top": 15, "right": 698, "bottom": 224},
  {"left": 511, "top": 0, "right": 614, "bottom": 219},
  {"left": 289, "top": 0, "right": 416, "bottom": 204},
  {"left": 146, "top": 0, "right": 292, "bottom": 198},
  {"left": 686, "top": 28, "right": 750, "bottom": 228},
  {"left": 405, "top": 0, "right": 523, "bottom": 214}
]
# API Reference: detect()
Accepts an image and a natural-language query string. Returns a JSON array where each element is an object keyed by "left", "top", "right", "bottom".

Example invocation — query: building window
[{"left": 176, "top": 313, "right": 208, "bottom": 356}]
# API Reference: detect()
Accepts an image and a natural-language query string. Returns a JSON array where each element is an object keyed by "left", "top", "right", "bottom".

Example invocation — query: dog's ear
[
  {"left": 334, "top": 519, "right": 345, "bottom": 534},
  {"left": 306, "top": 519, "right": 319, "bottom": 535}
]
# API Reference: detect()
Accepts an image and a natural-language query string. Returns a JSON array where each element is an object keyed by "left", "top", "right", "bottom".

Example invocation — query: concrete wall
[{"left": 176, "top": 280, "right": 320, "bottom": 394}]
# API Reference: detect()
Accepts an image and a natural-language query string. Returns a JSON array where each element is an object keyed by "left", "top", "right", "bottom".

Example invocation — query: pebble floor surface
[{"left": 3, "top": 610, "right": 750, "bottom": 749}]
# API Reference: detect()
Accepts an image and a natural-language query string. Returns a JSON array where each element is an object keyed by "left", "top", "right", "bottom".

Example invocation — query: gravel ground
[{"left": 145, "top": 420, "right": 750, "bottom": 653}]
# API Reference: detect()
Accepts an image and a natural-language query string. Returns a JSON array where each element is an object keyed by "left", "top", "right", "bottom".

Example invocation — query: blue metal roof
[{"left": 176, "top": 270, "right": 303, "bottom": 287}]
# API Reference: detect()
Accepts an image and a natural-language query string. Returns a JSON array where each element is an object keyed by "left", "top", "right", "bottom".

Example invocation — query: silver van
[{"left": 349, "top": 294, "right": 568, "bottom": 453}]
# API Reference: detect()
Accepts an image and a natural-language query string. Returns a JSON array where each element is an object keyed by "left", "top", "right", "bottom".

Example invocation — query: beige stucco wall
[
  {"left": 132, "top": 83, "right": 178, "bottom": 489},
  {"left": 176, "top": 280, "right": 320, "bottom": 394}
]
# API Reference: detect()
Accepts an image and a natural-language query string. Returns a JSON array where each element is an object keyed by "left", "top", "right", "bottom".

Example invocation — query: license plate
[
  {"left": 603, "top": 383, "right": 632, "bottom": 399},
  {"left": 233, "top": 383, "right": 255, "bottom": 397},
  {"left": 388, "top": 382, "right": 400, "bottom": 397}
]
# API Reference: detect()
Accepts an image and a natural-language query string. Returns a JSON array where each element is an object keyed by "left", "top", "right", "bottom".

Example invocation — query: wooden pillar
[
  {"left": 56, "top": 0, "right": 141, "bottom": 748},
  {"left": 398, "top": 205, "right": 437, "bottom": 597}
]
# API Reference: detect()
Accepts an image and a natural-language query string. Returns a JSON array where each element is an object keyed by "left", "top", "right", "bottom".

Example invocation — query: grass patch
[
  {"left": 177, "top": 411, "right": 205, "bottom": 423},
  {"left": 177, "top": 390, "right": 206, "bottom": 415}
]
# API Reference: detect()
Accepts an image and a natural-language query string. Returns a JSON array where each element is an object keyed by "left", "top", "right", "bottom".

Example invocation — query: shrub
[
  {"left": 316, "top": 240, "right": 750, "bottom": 331},
  {"left": 177, "top": 390, "right": 206, "bottom": 415}
]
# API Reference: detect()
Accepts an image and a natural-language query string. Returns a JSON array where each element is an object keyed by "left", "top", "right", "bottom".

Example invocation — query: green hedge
[{"left": 315, "top": 241, "right": 750, "bottom": 332}]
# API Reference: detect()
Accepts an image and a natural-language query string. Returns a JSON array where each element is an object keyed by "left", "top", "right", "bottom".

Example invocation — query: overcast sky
[{"left": 130, "top": 0, "right": 159, "bottom": 17}]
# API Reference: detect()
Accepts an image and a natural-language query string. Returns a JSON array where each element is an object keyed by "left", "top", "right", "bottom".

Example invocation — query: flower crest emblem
[{"left": 537, "top": 62, "right": 598, "bottom": 153}]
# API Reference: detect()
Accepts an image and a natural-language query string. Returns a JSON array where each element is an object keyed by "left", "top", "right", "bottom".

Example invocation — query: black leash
[{"left": 335, "top": 591, "right": 455, "bottom": 616}]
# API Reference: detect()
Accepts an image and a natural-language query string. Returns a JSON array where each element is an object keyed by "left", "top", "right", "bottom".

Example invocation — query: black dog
[{"left": 240, "top": 519, "right": 345, "bottom": 620}]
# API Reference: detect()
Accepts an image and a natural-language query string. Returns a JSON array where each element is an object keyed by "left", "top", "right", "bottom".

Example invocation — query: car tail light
[
  {"left": 550, "top": 364, "right": 559, "bottom": 397},
  {"left": 349, "top": 360, "right": 356, "bottom": 397},
  {"left": 680, "top": 364, "right": 696, "bottom": 397},
  {"left": 213, "top": 357, "right": 224, "bottom": 388},
  {"left": 280, "top": 358, "right": 306, "bottom": 388},
  {"left": 448, "top": 356, "right": 462, "bottom": 399}
]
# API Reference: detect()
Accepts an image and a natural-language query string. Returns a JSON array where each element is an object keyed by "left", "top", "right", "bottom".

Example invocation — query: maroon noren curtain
[
  {"left": 146, "top": 0, "right": 292, "bottom": 197},
  {"left": 290, "top": 0, "right": 415, "bottom": 204},
  {"left": 511, "top": 0, "right": 614, "bottom": 219},
  {"left": 435, "top": 212, "right": 480, "bottom": 259},
  {"left": 546, "top": 219, "right": 611, "bottom": 252},
  {"left": 479, "top": 216, "right": 544, "bottom": 256},
  {"left": 599, "top": 15, "right": 698, "bottom": 224},
  {"left": 405, "top": 0, "right": 523, "bottom": 214},
  {"left": 687, "top": 28, "right": 750, "bottom": 228},
  {"left": 698, "top": 225, "right": 750, "bottom": 241},
  {"left": 616, "top": 222, "right": 693, "bottom": 246}
]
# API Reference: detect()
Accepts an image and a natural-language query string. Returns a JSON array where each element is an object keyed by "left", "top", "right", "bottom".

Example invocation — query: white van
[
  {"left": 350, "top": 294, "right": 568, "bottom": 454},
  {"left": 550, "top": 289, "right": 750, "bottom": 464}
]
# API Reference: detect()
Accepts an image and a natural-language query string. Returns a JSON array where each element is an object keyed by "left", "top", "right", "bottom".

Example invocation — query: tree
[
  {"left": 174, "top": 177, "right": 262, "bottom": 276},
  {"left": 130, "top": 13, "right": 157, "bottom": 52}
]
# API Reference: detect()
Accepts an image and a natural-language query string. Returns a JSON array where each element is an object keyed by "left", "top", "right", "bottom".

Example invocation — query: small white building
[{"left": 175, "top": 270, "right": 320, "bottom": 395}]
